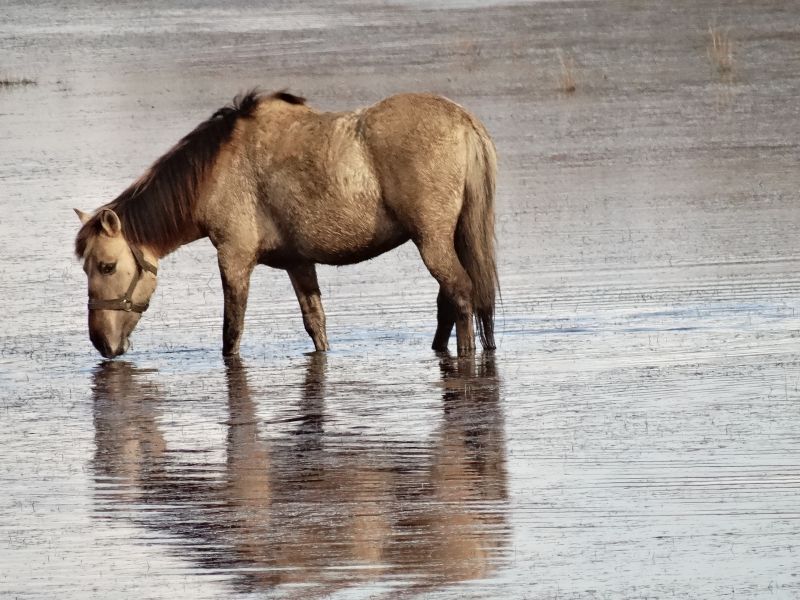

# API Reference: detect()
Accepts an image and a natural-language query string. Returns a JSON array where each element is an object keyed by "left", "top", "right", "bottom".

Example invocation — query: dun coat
[{"left": 75, "top": 91, "right": 498, "bottom": 358}]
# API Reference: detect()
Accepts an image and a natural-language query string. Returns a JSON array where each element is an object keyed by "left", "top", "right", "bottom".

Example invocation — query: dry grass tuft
[
  {"left": 557, "top": 50, "right": 577, "bottom": 94},
  {"left": 0, "top": 76, "right": 37, "bottom": 88},
  {"left": 708, "top": 26, "right": 733, "bottom": 73}
]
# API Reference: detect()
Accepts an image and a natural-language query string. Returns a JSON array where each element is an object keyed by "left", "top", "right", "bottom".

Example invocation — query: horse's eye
[{"left": 98, "top": 262, "right": 116, "bottom": 275}]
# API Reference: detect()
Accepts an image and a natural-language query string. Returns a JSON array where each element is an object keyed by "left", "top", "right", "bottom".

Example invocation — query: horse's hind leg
[
  {"left": 416, "top": 238, "right": 475, "bottom": 356},
  {"left": 432, "top": 290, "right": 457, "bottom": 352},
  {"left": 288, "top": 264, "right": 329, "bottom": 352}
]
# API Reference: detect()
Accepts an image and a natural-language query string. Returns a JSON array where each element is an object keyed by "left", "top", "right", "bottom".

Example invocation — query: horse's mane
[{"left": 75, "top": 89, "right": 274, "bottom": 258}]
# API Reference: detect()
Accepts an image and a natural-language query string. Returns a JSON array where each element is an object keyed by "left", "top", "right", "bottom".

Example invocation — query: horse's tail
[{"left": 457, "top": 119, "right": 499, "bottom": 350}]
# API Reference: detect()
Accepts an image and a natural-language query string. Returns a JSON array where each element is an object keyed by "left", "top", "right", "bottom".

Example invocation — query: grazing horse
[{"left": 74, "top": 91, "right": 498, "bottom": 358}]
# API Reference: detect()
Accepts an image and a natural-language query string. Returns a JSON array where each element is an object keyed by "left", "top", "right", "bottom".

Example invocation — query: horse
[{"left": 74, "top": 90, "right": 498, "bottom": 359}]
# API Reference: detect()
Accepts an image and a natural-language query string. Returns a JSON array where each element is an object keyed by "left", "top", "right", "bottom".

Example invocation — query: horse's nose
[{"left": 90, "top": 332, "right": 115, "bottom": 359}]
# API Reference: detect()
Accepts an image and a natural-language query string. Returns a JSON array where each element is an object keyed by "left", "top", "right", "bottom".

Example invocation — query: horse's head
[{"left": 75, "top": 208, "right": 159, "bottom": 358}]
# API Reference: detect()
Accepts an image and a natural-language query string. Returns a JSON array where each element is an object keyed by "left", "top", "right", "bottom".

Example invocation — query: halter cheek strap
[{"left": 88, "top": 245, "right": 158, "bottom": 314}]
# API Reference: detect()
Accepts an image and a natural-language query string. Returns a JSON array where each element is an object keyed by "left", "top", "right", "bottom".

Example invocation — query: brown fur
[{"left": 75, "top": 91, "right": 499, "bottom": 357}]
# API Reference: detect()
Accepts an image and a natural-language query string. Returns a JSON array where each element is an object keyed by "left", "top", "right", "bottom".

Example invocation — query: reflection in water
[
  {"left": 92, "top": 362, "right": 166, "bottom": 502},
  {"left": 91, "top": 354, "right": 508, "bottom": 595}
]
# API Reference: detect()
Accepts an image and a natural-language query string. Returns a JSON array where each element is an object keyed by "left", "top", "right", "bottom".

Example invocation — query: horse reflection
[
  {"left": 92, "top": 361, "right": 165, "bottom": 503},
  {"left": 92, "top": 354, "right": 508, "bottom": 595}
]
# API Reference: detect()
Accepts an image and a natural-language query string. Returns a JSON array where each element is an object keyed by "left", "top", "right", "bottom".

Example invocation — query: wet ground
[{"left": 2, "top": 0, "right": 800, "bottom": 598}]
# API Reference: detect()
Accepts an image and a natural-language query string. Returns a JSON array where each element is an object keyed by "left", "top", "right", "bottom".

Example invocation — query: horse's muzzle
[{"left": 91, "top": 333, "right": 129, "bottom": 359}]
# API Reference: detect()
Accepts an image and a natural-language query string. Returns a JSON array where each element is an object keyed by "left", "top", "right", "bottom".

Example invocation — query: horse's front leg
[
  {"left": 288, "top": 264, "right": 329, "bottom": 352},
  {"left": 218, "top": 253, "right": 255, "bottom": 357}
]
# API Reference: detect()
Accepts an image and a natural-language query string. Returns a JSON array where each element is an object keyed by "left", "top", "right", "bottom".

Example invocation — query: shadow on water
[{"left": 91, "top": 354, "right": 509, "bottom": 596}]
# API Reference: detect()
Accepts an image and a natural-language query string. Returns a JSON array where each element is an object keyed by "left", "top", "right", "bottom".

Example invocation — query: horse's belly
[{"left": 303, "top": 204, "right": 410, "bottom": 266}]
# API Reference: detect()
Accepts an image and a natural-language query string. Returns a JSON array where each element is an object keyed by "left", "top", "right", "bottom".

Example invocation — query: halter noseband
[{"left": 88, "top": 244, "right": 158, "bottom": 314}]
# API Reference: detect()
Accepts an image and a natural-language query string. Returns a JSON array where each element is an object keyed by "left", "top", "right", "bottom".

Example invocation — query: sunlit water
[{"left": 2, "top": 1, "right": 800, "bottom": 598}]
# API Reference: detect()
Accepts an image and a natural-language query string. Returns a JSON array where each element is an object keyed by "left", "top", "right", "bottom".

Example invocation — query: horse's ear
[
  {"left": 99, "top": 209, "right": 122, "bottom": 237},
  {"left": 74, "top": 208, "right": 92, "bottom": 225}
]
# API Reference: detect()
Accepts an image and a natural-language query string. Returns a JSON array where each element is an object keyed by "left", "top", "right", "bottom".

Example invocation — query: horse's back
[{"left": 361, "top": 93, "right": 473, "bottom": 130}]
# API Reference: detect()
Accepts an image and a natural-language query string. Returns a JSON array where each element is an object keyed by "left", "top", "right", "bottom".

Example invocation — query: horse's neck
[
  {"left": 118, "top": 196, "right": 205, "bottom": 260},
  {"left": 154, "top": 224, "right": 204, "bottom": 259}
]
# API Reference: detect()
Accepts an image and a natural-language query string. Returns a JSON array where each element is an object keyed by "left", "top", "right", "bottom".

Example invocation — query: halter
[{"left": 88, "top": 244, "right": 158, "bottom": 313}]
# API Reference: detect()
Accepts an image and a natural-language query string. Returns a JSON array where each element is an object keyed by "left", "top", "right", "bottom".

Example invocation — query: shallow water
[{"left": 2, "top": 1, "right": 800, "bottom": 598}]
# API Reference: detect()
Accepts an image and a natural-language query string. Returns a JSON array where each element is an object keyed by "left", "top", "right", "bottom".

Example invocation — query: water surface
[{"left": 2, "top": 0, "right": 800, "bottom": 598}]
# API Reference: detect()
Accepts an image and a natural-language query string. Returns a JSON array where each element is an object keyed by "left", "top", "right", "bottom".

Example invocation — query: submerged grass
[
  {"left": 557, "top": 50, "right": 577, "bottom": 94},
  {"left": 0, "top": 76, "right": 37, "bottom": 88},
  {"left": 708, "top": 26, "right": 733, "bottom": 73}
]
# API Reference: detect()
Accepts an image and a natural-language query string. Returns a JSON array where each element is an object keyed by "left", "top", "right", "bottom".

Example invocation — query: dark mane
[
  {"left": 75, "top": 90, "right": 263, "bottom": 257},
  {"left": 271, "top": 90, "right": 306, "bottom": 105}
]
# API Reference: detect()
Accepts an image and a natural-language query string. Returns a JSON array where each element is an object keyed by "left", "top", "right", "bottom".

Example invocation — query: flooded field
[{"left": 2, "top": 0, "right": 800, "bottom": 598}]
